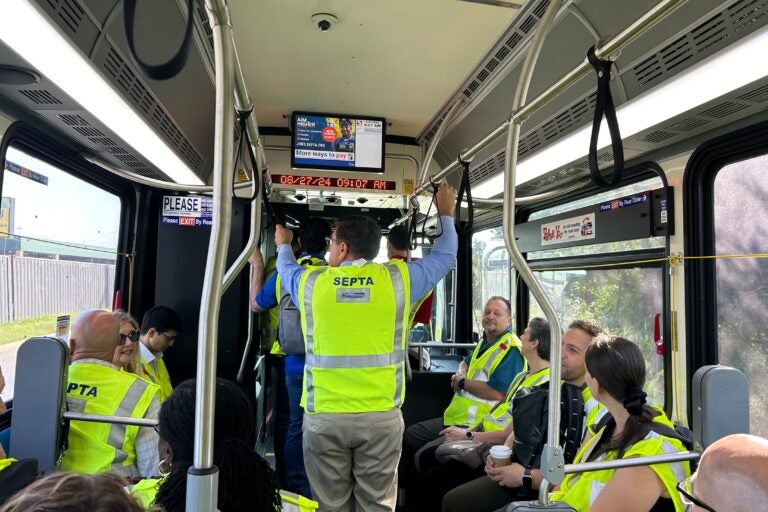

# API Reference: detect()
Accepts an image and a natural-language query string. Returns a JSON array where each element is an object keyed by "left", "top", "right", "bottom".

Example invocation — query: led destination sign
[{"left": 272, "top": 174, "right": 397, "bottom": 191}]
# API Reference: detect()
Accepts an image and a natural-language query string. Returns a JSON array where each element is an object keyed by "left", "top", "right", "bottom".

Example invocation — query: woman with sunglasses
[
  {"left": 112, "top": 311, "right": 141, "bottom": 375},
  {"left": 550, "top": 335, "right": 691, "bottom": 512}
]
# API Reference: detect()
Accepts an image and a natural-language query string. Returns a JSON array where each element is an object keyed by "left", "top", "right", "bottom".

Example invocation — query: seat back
[
  {"left": 9, "top": 337, "right": 69, "bottom": 474},
  {"left": 692, "top": 364, "right": 749, "bottom": 450}
]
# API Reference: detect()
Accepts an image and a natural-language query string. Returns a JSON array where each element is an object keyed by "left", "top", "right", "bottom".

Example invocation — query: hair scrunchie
[{"left": 623, "top": 387, "right": 647, "bottom": 416}]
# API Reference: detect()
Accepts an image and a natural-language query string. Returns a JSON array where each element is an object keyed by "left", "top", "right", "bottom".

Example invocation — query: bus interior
[{"left": 0, "top": 0, "right": 766, "bottom": 509}]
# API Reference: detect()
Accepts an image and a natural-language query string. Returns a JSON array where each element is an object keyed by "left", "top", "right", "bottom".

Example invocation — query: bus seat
[
  {"left": 692, "top": 364, "right": 749, "bottom": 450},
  {"left": 9, "top": 337, "right": 69, "bottom": 474}
]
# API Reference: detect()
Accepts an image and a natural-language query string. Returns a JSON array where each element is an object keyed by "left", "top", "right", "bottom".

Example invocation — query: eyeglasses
[
  {"left": 153, "top": 424, "right": 161, "bottom": 435},
  {"left": 118, "top": 330, "right": 140, "bottom": 345},
  {"left": 325, "top": 236, "right": 341, "bottom": 246},
  {"left": 159, "top": 331, "right": 177, "bottom": 344},
  {"left": 677, "top": 475, "right": 716, "bottom": 512}
]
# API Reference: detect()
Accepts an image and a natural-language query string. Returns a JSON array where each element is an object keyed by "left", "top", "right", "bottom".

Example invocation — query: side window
[
  {"left": 526, "top": 177, "right": 667, "bottom": 407},
  {"left": 471, "top": 227, "right": 514, "bottom": 334},
  {"left": 713, "top": 154, "right": 768, "bottom": 437},
  {"left": 0, "top": 145, "right": 122, "bottom": 401}
]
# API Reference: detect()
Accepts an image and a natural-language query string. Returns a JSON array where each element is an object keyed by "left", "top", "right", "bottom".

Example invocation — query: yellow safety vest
[
  {"left": 582, "top": 386, "right": 607, "bottom": 437},
  {"left": 0, "top": 458, "right": 15, "bottom": 472},
  {"left": 276, "top": 256, "right": 327, "bottom": 355},
  {"left": 131, "top": 478, "right": 162, "bottom": 507},
  {"left": 263, "top": 257, "right": 284, "bottom": 356},
  {"left": 280, "top": 490, "right": 320, "bottom": 512},
  {"left": 59, "top": 361, "right": 160, "bottom": 476},
  {"left": 140, "top": 355, "right": 173, "bottom": 402},
  {"left": 551, "top": 410, "right": 690, "bottom": 511},
  {"left": 480, "top": 366, "right": 549, "bottom": 432},
  {"left": 443, "top": 331, "right": 522, "bottom": 426},
  {"left": 298, "top": 259, "right": 411, "bottom": 413}
]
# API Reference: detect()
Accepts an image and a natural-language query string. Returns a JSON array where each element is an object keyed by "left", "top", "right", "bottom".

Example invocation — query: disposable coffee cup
[{"left": 490, "top": 445, "right": 512, "bottom": 467}]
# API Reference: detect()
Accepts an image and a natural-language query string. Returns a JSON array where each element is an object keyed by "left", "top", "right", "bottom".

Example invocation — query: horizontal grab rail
[
  {"left": 564, "top": 451, "right": 699, "bottom": 474},
  {"left": 63, "top": 411, "right": 158, "bottom": 428}
]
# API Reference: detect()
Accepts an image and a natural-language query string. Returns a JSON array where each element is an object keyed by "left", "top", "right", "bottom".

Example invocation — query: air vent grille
[
  {"left": 641, "top": 130, "right": 676, "bottom": 143},
  {"left": 700, "top": 101, "right": 749, "bottom": 118},
  {"left": 729, "top": 0, "right": 768, "bottom": 31},
  {"left": 19, "top": 89, "right": 63, "bottom": 105},
  {"left": 99, "top": 45, "right": 203, "bottom": 170},
  {"left": 45, "top": 0, "right": 84, "bottom": 34},
  {"left": 196, "top": 5, "right": 215, "bottom": 54},
  {"left": 737, "top": 83, "right": 768, "bottom": 102},
  {"left": 420, "top": 0, "right": 551, "bottom": 143},
  {"left": 668, "top": 117, "right": 711, "bottom": 132},
  {"left": 54, "top": 113, "right": 160, "bottom": 177},
  {"left": 633, "top": 0, "right": 768, "bottom": 89}
]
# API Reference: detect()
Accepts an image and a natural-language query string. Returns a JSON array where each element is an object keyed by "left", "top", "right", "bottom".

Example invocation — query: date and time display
[{"left": 271, "top": 173, "right": 397, "bottom": 191}]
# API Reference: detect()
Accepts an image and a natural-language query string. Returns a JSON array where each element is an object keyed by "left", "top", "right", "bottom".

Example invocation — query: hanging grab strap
[
  {"left": 234, "top": 109, "right": 259, "bottom": 201},
  {"left": 587, "top": 46, "right": 624, "bottom": 187},
  {"left": 456, "top": 154, "right": 474, "bottom": 233},
  {"left": 124, "top": 0, "right": 195, "bottom": 81}
]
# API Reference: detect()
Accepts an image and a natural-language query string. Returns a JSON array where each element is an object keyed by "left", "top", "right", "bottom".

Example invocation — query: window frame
[
  {"left": 514, "top": 162, "right": 673, "bottom": 414},
  {"left": 683, "top": 119, "right": 768, "bottom": 415},
  {"left": 0, "top": 121, "right": 136, "bottom": 313}
]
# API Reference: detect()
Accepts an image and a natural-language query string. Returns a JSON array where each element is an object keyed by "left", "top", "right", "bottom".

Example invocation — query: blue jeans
[{"left": 285, "top": 372, "right": 312, "bottom": 497}]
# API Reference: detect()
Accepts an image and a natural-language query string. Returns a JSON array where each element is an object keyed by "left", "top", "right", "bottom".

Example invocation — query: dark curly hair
[{"left": 153, "top": 379, "right": 281, "bottom": 512}]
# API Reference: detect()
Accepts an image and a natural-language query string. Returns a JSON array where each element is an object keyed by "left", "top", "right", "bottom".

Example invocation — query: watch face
[{"left": 465, "top": 431, "right": 473, "bottom": 439}]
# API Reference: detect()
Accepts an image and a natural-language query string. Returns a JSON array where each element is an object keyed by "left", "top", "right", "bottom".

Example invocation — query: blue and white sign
[
  {"left": 161, "top": 195, "right": 213, "bottom": 227},
  {"left": 598, "top": 192, "right": 649, "bottom": 213}
]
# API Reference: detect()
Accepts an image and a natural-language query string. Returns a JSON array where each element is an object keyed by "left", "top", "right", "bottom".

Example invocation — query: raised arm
[
  {"left": 274, "top": 225, "right": 305, "bottom": 305},
  {"left": 407, "top": 183, "right": 458, "bottom": 300}
]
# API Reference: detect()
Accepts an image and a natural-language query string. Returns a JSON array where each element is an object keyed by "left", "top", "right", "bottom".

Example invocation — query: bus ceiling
[{"left": 1, "top": 1, "right": 768, "bottom": 194}]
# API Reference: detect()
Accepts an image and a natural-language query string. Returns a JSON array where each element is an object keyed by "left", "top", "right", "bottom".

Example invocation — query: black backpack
[{"left": 512, "top": 381, "right": 585, "bottom": 469}]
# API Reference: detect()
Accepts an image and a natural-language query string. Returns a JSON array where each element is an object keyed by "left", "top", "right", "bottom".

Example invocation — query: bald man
[
  {"left": 685, "top": 433, "right": 768, "bottom": 511},
  {"left": 58, "top": 310, "right": 162, "bottom": 478}
]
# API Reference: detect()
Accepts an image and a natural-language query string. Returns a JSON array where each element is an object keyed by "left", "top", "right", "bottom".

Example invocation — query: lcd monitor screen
[{"left": 291, "top": 111, "right": 386, "bottom": 173}]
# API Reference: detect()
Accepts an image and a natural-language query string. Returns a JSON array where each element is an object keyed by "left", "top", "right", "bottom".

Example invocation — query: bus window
[
  {"left": 472, "top": 227, "right": 514, "bottom": 335},
  {"left": 713, "top": 153, "right": 768, "bottom": 437},
  {"left": 530, "top": 267, "right": 665, "bottom": 405},
  {"left": 525, "top": 177, "right": 667, "bottom": 407},
  {"left": 0, "top": 145, "right": 121, "bottom": 400}
]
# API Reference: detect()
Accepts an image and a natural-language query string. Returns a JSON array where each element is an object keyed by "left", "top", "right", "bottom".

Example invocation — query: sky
[{"left": 2, "top": 145, "right": 121, "bottom": 250}]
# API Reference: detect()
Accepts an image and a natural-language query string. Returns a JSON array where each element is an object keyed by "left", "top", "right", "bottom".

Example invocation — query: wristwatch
[
  {"left": 465, "top": 430, "right": 474, "bottom": 440},
  {"left": 522, "top": 467, "right": 533, "bottom": 489},
  {"left": 458, "top": 378, "right": 466, "bottom": 390}
]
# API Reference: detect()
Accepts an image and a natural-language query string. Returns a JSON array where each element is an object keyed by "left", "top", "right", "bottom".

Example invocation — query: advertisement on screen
[{"left": 291, "top": 112, "right": 386, "bottom": 173}]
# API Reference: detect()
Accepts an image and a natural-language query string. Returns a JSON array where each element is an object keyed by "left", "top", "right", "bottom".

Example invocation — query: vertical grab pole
[
  {"left": 187, "top": 1, "right": 235, "bottom": 511},
  {"left": 500, "top": 0, "right": 564, "bottom": 504}
]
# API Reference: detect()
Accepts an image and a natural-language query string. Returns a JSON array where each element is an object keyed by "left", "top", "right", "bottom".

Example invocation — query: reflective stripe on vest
[
  {"left": 551, "top": 411, "right": 691, "bottom": 511},
  {"left": 443, "top": 331, "right": 522, "bottom": 426},
  {"left": 300, "top": 260, "right": 410, "bottom": 413},
  {"left": 277, "top": 256, "right": 327, "bottom": 355},
  {"left": 481, "top": 366, "right": 550, "bottom": 431},
  {"left": 582, "top": 386, "right": 607, "bottom": 437},
  {"left": 59, "top": 362, "right": 159, "bottom": 476}
]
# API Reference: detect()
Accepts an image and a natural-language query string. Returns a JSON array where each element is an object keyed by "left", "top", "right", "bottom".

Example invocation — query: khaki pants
[{"left": 303, "top": 409, "right": 404, "bottom": 512}]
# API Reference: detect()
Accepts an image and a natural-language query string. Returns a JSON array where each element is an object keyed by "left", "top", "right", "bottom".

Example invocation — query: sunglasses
[{"left": 119, "top": 330, "right": 140, "bottom": 345}]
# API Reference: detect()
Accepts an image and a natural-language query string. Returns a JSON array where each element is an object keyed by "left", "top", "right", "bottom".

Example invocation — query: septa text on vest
[
  {"left": 333, "top": 276, "right": 374, "bottom": 286},
  {"left": 67, "top": 382, "right": 98, "bottom": 397}
]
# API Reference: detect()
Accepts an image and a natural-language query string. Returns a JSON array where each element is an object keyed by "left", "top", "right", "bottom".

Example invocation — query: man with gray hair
[
  {"left": 58, "top": 310, "right": 161, "bottom": 478},
  {"left": 678, "top": 433, "right": 768, "bottom": 511}
]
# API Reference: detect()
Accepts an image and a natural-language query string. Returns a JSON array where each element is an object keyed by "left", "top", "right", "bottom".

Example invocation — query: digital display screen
[
  {"left": 291, "top": 111, "right": 386, "bottom": 173},
  {"left": 271, "top": 174, "right": 397, "bottom": 191}
]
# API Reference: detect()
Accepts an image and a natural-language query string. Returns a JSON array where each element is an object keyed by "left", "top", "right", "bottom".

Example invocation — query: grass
[{"left": 0, "top": 314, "right": 62, "bottom": 345}]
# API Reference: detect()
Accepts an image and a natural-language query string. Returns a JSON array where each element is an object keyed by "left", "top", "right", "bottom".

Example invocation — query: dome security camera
[{"left": 311, "top": 13, "right": 338, "bottom": 32}]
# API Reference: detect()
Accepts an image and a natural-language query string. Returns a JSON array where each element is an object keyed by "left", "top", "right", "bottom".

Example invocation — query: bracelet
[{"left": 458, "top": 378, "right": 466, "bottom": 390}]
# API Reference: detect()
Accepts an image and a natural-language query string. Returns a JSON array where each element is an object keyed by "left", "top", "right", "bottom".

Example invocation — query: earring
[{"left": 158, "top": 457, "right": 173, "bottom": 477}]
